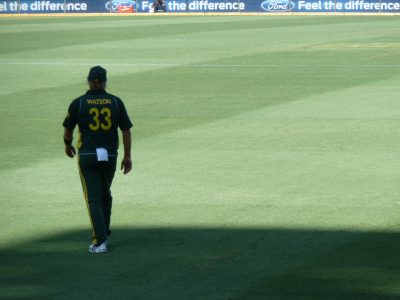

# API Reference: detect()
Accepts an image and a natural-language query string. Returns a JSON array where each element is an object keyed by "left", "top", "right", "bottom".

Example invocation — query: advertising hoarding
[{"left": 0, "top": 0, "right": 399, "bottom": 14}]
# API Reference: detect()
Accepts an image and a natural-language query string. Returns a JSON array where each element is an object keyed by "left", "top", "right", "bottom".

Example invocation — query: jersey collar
[{"left": 86, "top": 89, "right": 106, "bottom": 95}]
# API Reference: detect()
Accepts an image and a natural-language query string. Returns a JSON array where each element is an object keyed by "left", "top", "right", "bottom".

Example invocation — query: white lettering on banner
[
  {"left": 29, "top": 1, "right": 87, "bottom": 11},
  {"left": 10, "top": 1, "right": 17, "bottom": 10},
  {"left": 0, "top": 1, "right": 88, "bottom": 11},
  {"left": 142, "top": 0, "right": 151, "bottom": 10},
  {"left": 297, "top": 0, "right": 400, "bottom": 10},
  {"left": 298, "top": 0, "right": 322, "bottom": 9},
  {"left": 168, "top": 1, "right": 187, "bottom": 10},
  {"left": 144, "top": 1, "right": 245, "bottom": 11}
]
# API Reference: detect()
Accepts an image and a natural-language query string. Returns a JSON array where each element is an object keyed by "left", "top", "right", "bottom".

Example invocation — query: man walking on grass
[{"left": 63, "top": 66, "right": 133, "bottom": 253}]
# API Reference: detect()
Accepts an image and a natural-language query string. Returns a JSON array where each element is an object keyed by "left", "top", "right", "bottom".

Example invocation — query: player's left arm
[
  {"left": 63, "top": 99, "right": 79, "bottom": 158},
  {"left": 64, "top": 127, "right": 76, "bottom": 158}
]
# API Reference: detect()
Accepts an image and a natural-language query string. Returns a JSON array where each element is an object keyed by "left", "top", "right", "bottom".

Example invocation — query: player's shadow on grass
[{"left": 1, "top": 227, "right": 400, "bottom": 300}]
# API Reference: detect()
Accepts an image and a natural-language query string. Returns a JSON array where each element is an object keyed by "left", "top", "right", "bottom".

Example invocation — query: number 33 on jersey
[{"left": 89, "top": 107, "right": 112, "bottom": 131}]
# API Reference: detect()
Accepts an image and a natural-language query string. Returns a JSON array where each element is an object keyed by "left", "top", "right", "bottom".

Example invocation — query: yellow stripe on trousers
[{"left": 77, "top": 155, "right": 98, "bottom": 245}]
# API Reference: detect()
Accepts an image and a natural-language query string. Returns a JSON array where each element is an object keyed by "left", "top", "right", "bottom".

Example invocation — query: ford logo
[
  {"left": 261, "top": 0, "right": 294, "bottom": 11},
  {"left": 105, "top": 0, "right": 137, "bottom": 12}
]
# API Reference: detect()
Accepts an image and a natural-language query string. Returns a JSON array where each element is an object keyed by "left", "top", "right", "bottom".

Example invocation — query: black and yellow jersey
[{"left": 63, "top": 89, "right": 132, "bottom": 155}]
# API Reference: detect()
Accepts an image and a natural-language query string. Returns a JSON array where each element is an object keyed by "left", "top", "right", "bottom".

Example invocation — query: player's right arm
[
  {"left": 117, "top": 97, "right": 133, "bottom": 174},
  {"left": 121, "top": 129, "right": 132, "bottom": 174}
]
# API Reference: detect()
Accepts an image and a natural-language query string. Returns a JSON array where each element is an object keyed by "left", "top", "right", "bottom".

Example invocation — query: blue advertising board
[
  {"left": 0, "top": 0, "right": 399, "bottom": 13},
  {"left": 0, "top": 0, "right": 138, "bottom": 13},
  {"left": 136, "top": 0, "right": 400, "bottom": 12}
]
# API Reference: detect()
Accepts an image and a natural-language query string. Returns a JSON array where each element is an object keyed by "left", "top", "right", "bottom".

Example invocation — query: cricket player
[{"left": 63, "top": 66, "right": 133, "bottom": 253}]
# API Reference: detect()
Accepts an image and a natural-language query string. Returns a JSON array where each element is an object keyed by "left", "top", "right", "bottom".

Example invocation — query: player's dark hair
[{"left": 89, "top": 81, "right": 106, "bottom": 92}]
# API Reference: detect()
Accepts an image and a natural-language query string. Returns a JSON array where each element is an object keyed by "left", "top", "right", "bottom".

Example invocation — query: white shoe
[{"left": 89, "top": 242, "right": 108, "bottom": 253}]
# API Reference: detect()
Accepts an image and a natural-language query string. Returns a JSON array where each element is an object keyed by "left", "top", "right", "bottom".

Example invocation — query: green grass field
[{"left": 1, "top": 15, "right": 400, "bottom": 299}]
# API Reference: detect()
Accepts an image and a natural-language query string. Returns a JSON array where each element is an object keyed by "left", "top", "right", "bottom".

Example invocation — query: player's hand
[
  {"left": 121, "top": 157, "right": 132, "bottom": 174},
  {"left": 65, "top": 145, "right": 76, "bottom": 158}
]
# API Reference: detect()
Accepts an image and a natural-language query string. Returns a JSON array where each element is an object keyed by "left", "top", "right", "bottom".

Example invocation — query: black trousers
[{"left": 78, "top": 154, "right": 117, "bottom": 246}]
